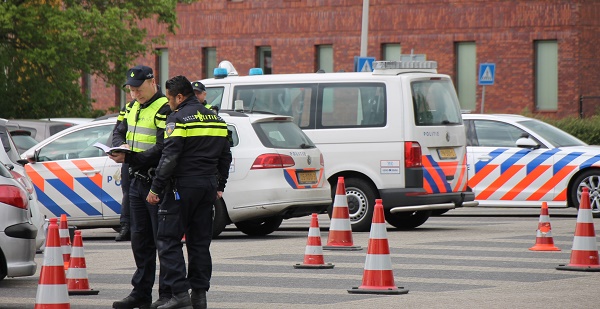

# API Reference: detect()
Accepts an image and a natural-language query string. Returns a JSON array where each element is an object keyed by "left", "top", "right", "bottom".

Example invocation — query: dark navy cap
[
  {"left": 192, "top": 81, "right": 206, "bottom": 92},
  {"left": 123, "top": 65, "right": 154, "bottom": 87}
]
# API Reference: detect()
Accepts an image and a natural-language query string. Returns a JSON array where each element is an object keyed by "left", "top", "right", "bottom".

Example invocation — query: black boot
[
  {"left": 115, "top": 223, "right": 130, "bottom": 241},
  {"left": 113, "top": 295, "right": 151, "bottom": 309},
  {"left": 157, "top": 292, "right": 192, "bottom": 309},
  {"left": 150, "top": 296, "right": 171, "bottom": 309},
  {"left": 190, "top": 290, "right": 207, "bottom": 309}
]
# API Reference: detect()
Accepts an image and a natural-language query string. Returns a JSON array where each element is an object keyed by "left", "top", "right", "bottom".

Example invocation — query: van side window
[
  {"left": 233, "top": 85, "right": 314, "bottom": 128},
  {"left": 319, "top": 83, "right": 385, "bottom": 128}
]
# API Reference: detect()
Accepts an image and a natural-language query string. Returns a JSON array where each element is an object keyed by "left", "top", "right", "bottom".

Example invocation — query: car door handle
[
  {"left": 477, "top": 155, "right": 492, "bottom": 162},
  {"left": 82, "top": 169, "right": 100, "bottom": 175}
]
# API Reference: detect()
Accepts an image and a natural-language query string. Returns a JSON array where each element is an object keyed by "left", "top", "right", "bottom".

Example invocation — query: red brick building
[{"left": 91, "top": 0, "right": 600, "bottom": 118}]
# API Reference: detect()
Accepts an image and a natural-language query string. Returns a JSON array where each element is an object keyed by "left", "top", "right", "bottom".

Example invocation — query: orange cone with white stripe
[
  {"left": 294, "top": 213, "right": 334, "bottom": 269},
  {"left": 529, "top": 202, "right": 560, "bottom": 251},
  {"left": 66, "top": 230, "right": 99, "bottom": 295},
  {"left": 59, "top": 214, "right": 71, "bottom": 271},
  {"left": 348, "top": 199, "right": 408, "bottom": 295},
  {"left": 557, "top": 187, "right": 600, "bottom": 271},
  {"left": 35, "top": 217, "right": 70, "bottom": 308},
  {"left": 323, "top": 177, "right": 362, "bottom": 251}
]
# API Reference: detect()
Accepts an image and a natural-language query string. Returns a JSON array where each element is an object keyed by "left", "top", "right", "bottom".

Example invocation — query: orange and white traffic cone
[
  {"left": 323, "top": 177, "right": 362, "bottom": 251},
  {"left": 348, "top": 199, "right": 408, "bottom": 295},
  {"left": 529, "top": 202, "right": 561, "bottom": 251},
  {"left": 59, "top": 214, "right": 71, "bottom": 271},
  {"left": 66, "top": 230, "right": 99, "bottom": 295},
  {"left": 294, "top": 213, "right": 334, "bottom": 269},
  {"left": 35, "top": 217, "right": 70, "bottom": 308},
  {"left": 557, "top": 187, "right": 600, "bottom": 271}
]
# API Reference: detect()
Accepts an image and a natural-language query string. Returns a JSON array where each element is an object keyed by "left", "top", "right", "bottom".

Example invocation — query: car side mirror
[
  {"left": 24, "top": 149, "right": 39, "bottom": 164},
  {"left": 16, "top": 159, "right": 29, "bottom": 166},
  {"left": 516, "top": 137, "right": 540, "bottom": 149}
]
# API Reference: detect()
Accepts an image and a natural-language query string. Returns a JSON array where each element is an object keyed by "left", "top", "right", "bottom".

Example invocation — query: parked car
[
  {"left": 0, "top": 160, "right": 37, "bottom": 281},
  {"left": 9, "top": 130, "right": 39, "bottom": 154},
  {"left": 39, "top": 118, "right": 93, "bottom": 125},
  {"left": 7, "top": 119, "right": 76, "bottom": 142},
  {"left": 22, "top": 111, "right": 331, "bottom": 237},
  {"left": 463, "top": 113, "right": 600, "bottom": 216},
  {"left": 0, "top": 119, "right": 46, "bottom": 251}
]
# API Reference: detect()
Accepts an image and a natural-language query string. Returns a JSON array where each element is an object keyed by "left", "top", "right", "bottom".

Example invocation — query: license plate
[
  {"left": 437, "top": 148, "right": 457, "bottom": 160},
  {"left": 297, "top": 171, "right": 317, "bottom": 184}
]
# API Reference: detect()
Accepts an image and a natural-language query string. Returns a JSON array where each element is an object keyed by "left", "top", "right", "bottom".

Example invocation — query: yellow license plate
[
  {"left": 297, "top": 171, "right": 317, "bottom": 184},
  {"left": 437, "top": 148, "right": 457, "bottom": 159}
]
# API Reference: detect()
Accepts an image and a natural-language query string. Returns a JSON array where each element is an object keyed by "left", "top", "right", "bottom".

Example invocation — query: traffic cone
[
  {"left": 557, "top": 187, "right": 600, "bottom": 271},
  {"left": 35, "top": 217, "right": 70, "bottom": 308},
  {"left": 66, "top": 230, "right": 99, "bottom": 295},
  {"left": 529, "top": 202, "right": 561, "bottom": 251},
  {"left": 348, "top": 199, "right": 408, "bottom": 295},
  {"left": 59, "top": 214, "right": 71, "bottom": 271},
  {"left": 323, "top": 177, "right": 362, "bottom": 251},
  {"left": 294, "top": 213, "right": 334, "bottom": 269}
]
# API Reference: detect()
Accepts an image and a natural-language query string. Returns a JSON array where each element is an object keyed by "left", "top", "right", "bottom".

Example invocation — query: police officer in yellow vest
[{"left": 110, "top": 65, "right": 173, "bottom": 309}]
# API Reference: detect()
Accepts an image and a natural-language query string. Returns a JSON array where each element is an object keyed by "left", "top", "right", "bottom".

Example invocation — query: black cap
[
  {"left": 123, "top": 65, "right": 154, "bottom": 87},
  {"left": 192, "top": 81, "right": 206, "bottom": 92}
]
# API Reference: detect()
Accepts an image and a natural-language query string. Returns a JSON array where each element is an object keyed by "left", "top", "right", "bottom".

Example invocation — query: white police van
[{"left": 197, "top": 60, "right": 477, "bottom": 231}]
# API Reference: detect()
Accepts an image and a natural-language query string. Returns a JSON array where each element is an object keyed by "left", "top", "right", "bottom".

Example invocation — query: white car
[
  {"left": 22, "top": 111, "right": 331, "bottom": 237},
  {"left": 0, "top": 119, "right": 46, "bottom": 251},
  {"left": 463, "top": 114, "right": 600, "bottom": 215}
]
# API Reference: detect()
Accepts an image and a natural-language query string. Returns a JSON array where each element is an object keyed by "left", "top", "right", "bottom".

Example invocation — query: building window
[
  {"left": 535, "top": 40, "right": 558, "bottom": 111},
  {"left": 456, "top": 42, "right": 477, "bottom": 111},
  {"left": 204, "top": 47, "right": 217, "bottom": 78},
  {"left": 316, "top": 45, "right": 333, "bottom": 73},
  {"left": 256, "top": 46, "right": 272, "bottom": 74},
  {"left": 382, "top": 43, "right": 401, "bottom": 61},
  {"left": 156, "top": 48, "right": 169, "bottom": 93}
]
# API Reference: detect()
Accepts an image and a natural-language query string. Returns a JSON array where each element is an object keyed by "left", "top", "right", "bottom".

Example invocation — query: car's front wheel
[
  {"left": 234, "top": 216, "right": 283, "bottom": 236},
  {"left": 569, "top": 169, "right": 600, "bottom": 218},
  {"left": 384, "top": 209, "right": 431, "bottom": 229}
]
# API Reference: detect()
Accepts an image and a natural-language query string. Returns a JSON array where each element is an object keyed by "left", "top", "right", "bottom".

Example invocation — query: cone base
[
  {"left": 556, "top": 264, "right": 600, "bottom": 272},
  {"left": 347, "top": 286, "right": 409, "bottom": 295},
  {"left": 69, "top": 289, "right": 100, "bottom": 295},
  {"left": 529, "top": 245, "right": 561, "bottom": 251},
  {"left": 323, "top": 245, "right": 362, "bottom": 251},
  {"left": 293, "top": 263, "right": 334, "bottom": 269}
]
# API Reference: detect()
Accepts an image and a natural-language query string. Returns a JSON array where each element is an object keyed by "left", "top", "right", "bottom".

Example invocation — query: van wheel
[
  {"left": 384, "top": 210, "right": 431, "bottom": 230},
  {"left": 212, "top": 199, "right": 229, "bottom": 238},
  {"left": 569, "top": 169, "right": 600, "bottom": 218},
  {"left": 235, "top": 216, "right": 283, "bottom": 236},
  {"left": 328, "top": 178, "right": 376, "bottom": 232},
  {"left": 431, "top": 209, "right": 449, "bottom": 216}
]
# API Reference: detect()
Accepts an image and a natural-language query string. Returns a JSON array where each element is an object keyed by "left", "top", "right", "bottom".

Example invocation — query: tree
[{"left": 0, "top": 0, "right": 193, "bottom": 118}]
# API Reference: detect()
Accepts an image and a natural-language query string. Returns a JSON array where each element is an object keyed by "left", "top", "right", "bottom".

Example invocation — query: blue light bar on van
[
  {"left": 249, "top": 68, "right": 263, "bottom": 75},
  {"left": 373, "top": 61, "right": 438, "bottom": 70},
  {"left": 214, "top": 68, "right": 228, "bottom": 79}
]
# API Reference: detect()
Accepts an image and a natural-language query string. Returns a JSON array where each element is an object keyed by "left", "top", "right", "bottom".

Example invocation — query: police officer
[
  {"left": 111, "top": 65, "right": 173, "bottom": 309},
  {"left": 192, "top": 81, "right": 218, "bottom": 113},
  {"left": 114, "top": 92, "right": 136, "bottom": 242},
  {"left": 146, "top": 75, "right": 231, "bottom": 309}
]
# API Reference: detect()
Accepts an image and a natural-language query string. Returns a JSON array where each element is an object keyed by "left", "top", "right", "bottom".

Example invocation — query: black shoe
[
  {"left": 115, "top": 223, "right": 130, "bottom": 241},
  {"left": 113, "top": 295, "right": 151, "bottom": 309},
  {"left": 157, "top": 292, "right": 192, "bottom": 309},
  {"left": 190, "top": 289, "right": 207, "bottom": 309},
  {"left": 150, "top": 296, "right": 171, "bottom": 309}
]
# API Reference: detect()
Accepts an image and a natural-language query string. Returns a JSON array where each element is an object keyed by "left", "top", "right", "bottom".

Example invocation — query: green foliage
[
  {"left": 539, "top": 115, "right": 600, "bottom": 145},
  {"left": 0, "top": 0, "right": 195, "bottom": 118}
]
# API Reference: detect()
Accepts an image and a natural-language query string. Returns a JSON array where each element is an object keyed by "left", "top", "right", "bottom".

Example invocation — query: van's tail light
[
  {"left": 404, "top": 141, "right": 423, "bottom": 168},
  {"left": 251, "top": 154, "right": 295, "bottom": 169},
  {"left": 0, "top": 184, "right": 29, "bottom": 209}
]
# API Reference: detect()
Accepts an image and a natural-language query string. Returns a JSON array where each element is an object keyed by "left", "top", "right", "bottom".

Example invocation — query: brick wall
[{"left": 91, "top": 0, "right": 600, "bottom": 118}]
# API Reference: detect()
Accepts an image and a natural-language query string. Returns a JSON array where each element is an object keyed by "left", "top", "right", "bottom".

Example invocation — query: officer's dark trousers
[
  {"left": 157, "top": 176, "right": 217, "bottom": 294},
  {"left": 119, "top": 163, "right": 130, "bottom": 225},
  {"left": 128, "top": 178, "right": 170, "bottom": 301}
]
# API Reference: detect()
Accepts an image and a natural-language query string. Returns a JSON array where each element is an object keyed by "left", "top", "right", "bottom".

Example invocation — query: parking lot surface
[{"left": 1, "top": 207, "right": 598, "bottom": 309}]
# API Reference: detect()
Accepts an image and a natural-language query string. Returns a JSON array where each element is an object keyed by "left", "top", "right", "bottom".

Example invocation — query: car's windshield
[{"left": 518, "top": 119, "right": 587, "bottom": 147}]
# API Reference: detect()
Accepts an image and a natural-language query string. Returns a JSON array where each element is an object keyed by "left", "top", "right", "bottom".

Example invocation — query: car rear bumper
[
  {"left": 380, "top": 188, "right": 476, "bottom": 212},
  {"left": 0, "top": 223, "right": 38, "bottom": 278}
]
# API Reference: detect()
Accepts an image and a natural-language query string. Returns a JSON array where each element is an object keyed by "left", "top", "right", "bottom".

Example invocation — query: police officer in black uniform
[
  {"left": 192, "top": 81, "right": 218, "bottom": 113},
  {"left": 111, "top": 65, "right": 173, "bottom": 309},
  {"left": 146, "top": 75, "right": 231, "bottom": 309}
]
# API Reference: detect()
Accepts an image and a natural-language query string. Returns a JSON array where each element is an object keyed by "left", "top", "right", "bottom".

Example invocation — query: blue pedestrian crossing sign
[
  {"left": 356, "top": 57, "right": 375, "bottom": 72},
  {"left": 478, "top": 63, "right": 496, "bottom": 85}
]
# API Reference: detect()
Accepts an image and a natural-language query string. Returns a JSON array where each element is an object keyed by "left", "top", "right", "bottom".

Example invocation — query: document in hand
[{"left": 93, "top": 142, "right": 131, "bottom": 155}]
